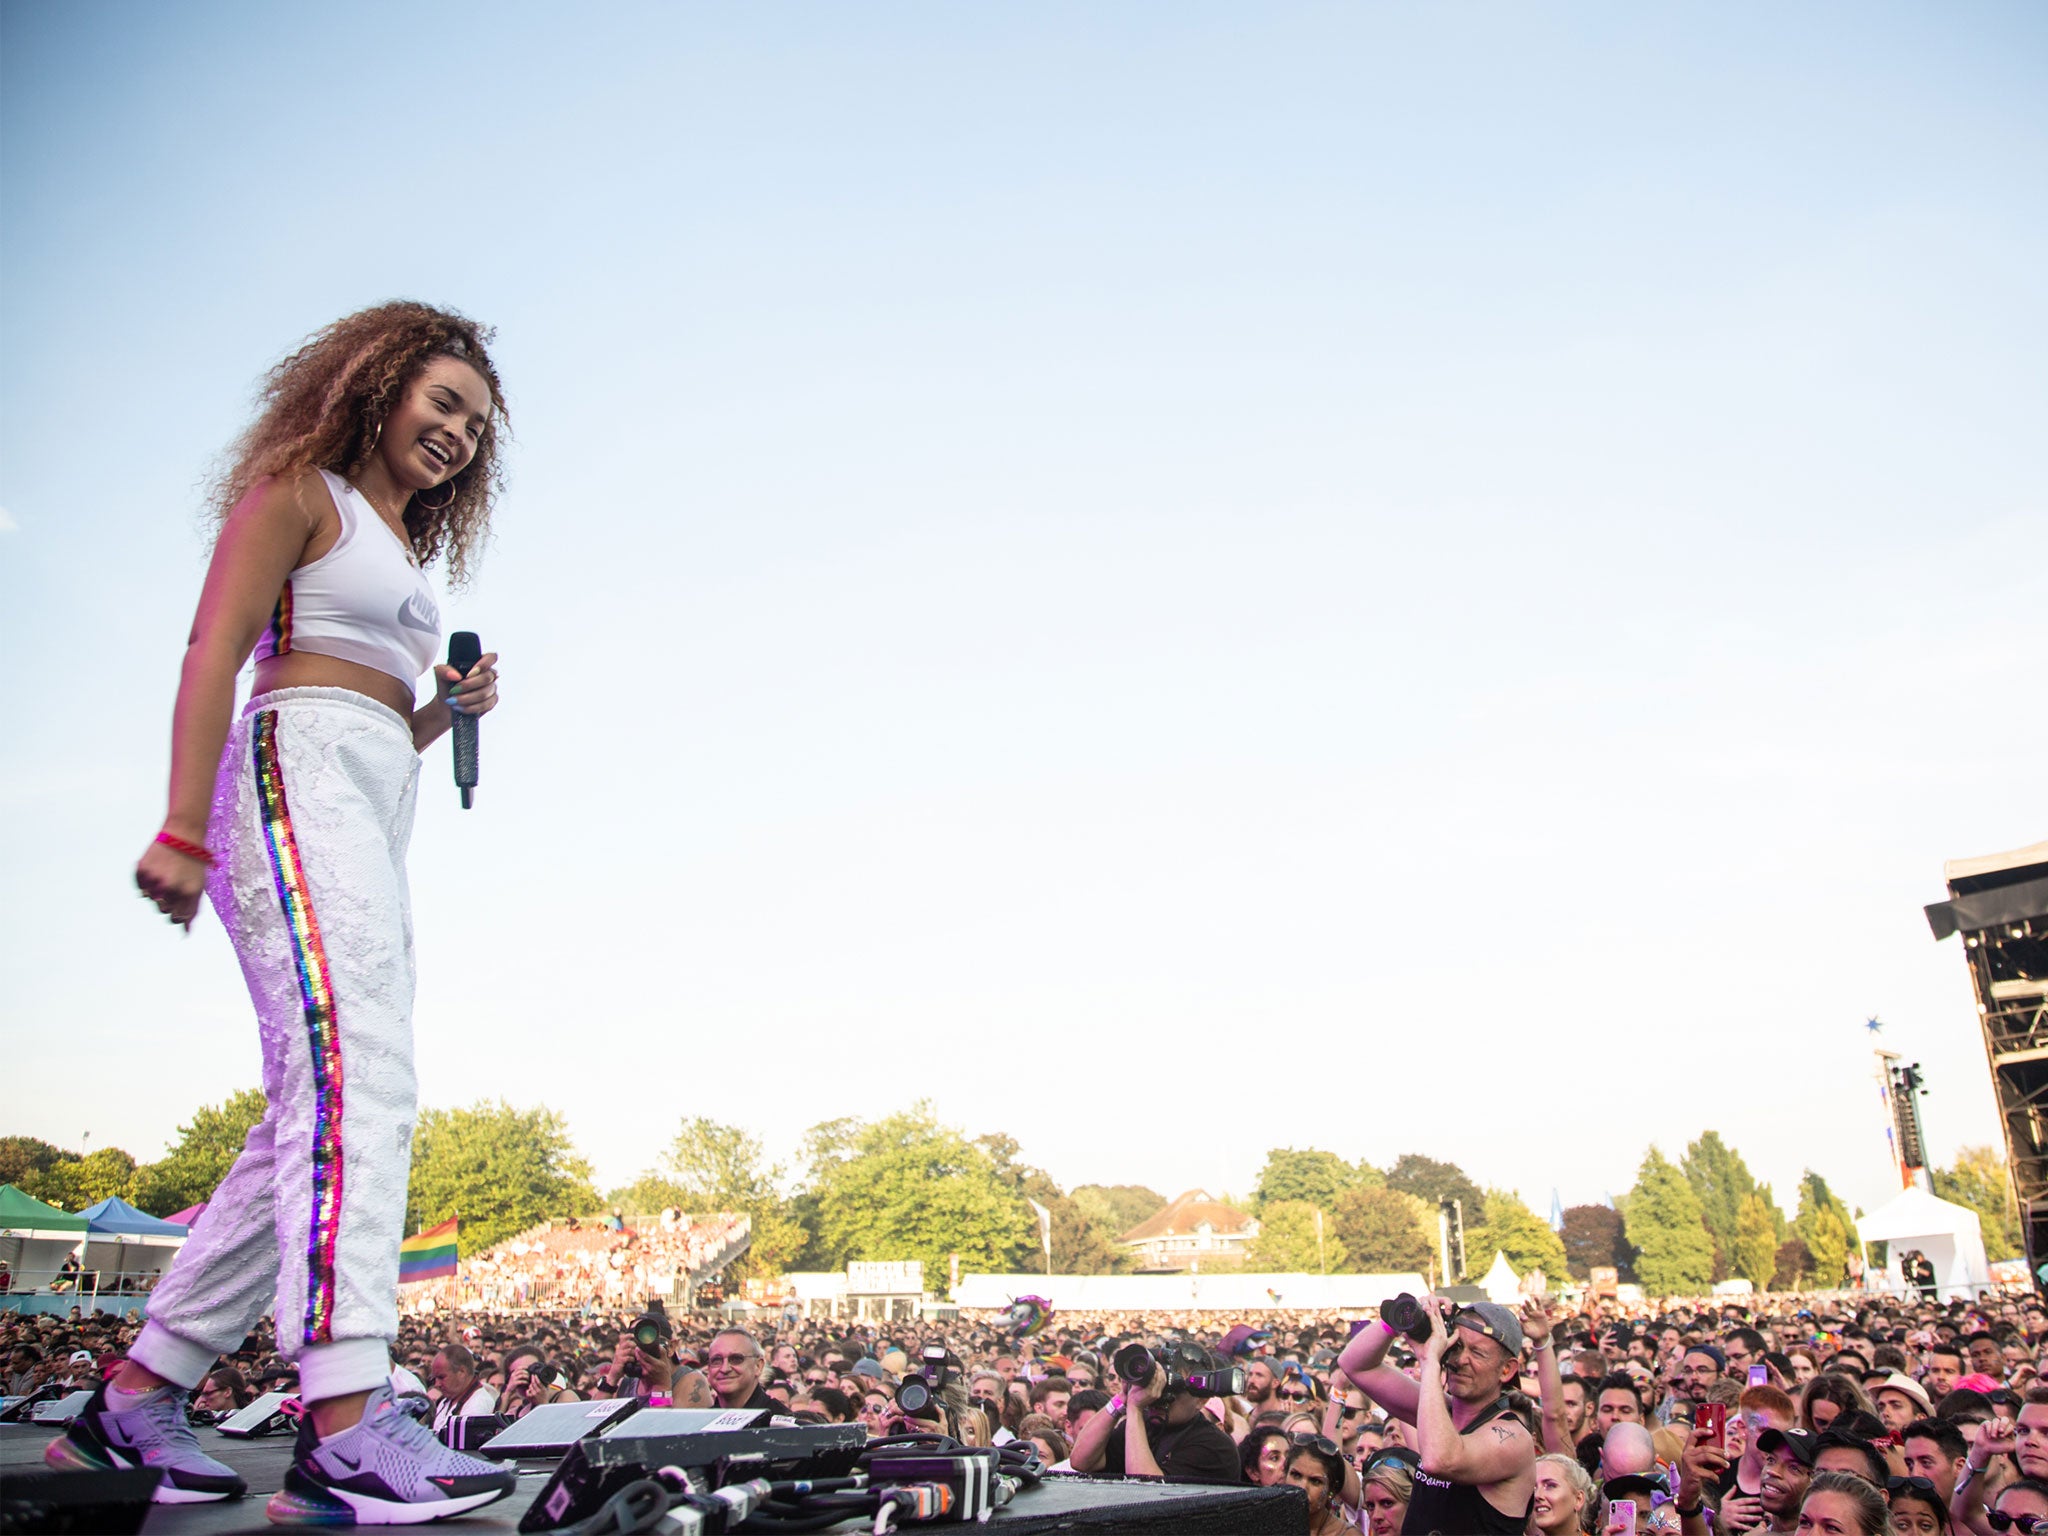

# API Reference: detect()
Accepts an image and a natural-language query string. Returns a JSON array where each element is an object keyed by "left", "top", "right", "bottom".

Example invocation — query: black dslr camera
[
  {"left": 895, "top": 1345, "right": 952, "bottom": 1418},
  {"left": 1379, "top": 1293, "right": 1436, "bottom": 1345},
  {"left": 618, "top": 1301, "right": 671, "bottom": 1380},
  {"left": 631, "top": 1301, "right": 672, "bottom": 1354},
  {"left": 1112, "top": 1340, "right": 1244, "bottom": 1398}
]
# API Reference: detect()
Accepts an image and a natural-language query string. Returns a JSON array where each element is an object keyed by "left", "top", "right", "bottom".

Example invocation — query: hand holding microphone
[{"left": 440, "top": 632, "right": 498, "bottom": 809}]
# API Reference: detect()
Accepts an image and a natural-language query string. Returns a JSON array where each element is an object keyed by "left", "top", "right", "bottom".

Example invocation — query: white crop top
[{"left": 252, "top": 470, "right": 442, "bottom": 684}]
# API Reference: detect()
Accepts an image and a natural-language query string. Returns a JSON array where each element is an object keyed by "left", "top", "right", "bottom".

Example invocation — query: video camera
[
  {"left": 1111, "top": 1340, "right": 1243, "bottom": 1399},
  {"left": 894, "top": 1346, "right": 952, "bottom": 1419}
]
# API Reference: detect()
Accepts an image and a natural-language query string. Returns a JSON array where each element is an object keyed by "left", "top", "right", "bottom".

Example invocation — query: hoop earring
[
  {"left": 414, "top": 480, "right": 456, "bottom": 513},
  {"left": 365, "top": 418, "right": 382, "bottom": 455}
]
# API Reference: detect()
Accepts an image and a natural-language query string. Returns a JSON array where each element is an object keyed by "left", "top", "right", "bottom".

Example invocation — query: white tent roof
[
  {"left": 1481, "top": 1251, "right": 1520, "bottom": 1303},
  {"left": 1856, "top": 1186, "right": 1982, "bottom": 1244},
  {"left": 950, "top": 1272, "right": 1429, "bottom": 1311}
]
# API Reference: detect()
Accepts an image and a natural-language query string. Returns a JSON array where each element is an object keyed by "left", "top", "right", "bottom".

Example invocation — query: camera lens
[
  {"left": 897, "top": 1378, "right": 933, "bottom": 1416},
  {"left": 1379, "top": 1294, "right": 1432, "bottom": 1345},
  {"left": 632, "top": 1315, "right": 667, "bottom": 1352},
  {"left": 1113, "top": 1343, "right": 1156, "bottom": 1385}
]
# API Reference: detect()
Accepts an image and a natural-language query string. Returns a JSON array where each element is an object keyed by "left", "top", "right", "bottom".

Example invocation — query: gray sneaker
[
  {"left": 45, "top": 1381, "right": 248, "bottom": 1503},
  {"left": 267, "top": 1383, "right": 514, "bottom": 1525}
]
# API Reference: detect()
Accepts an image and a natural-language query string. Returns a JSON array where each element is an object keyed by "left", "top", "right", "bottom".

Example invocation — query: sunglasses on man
[{"left": 1277, "top": 1388, "right": 1312, "bottom": 1402}]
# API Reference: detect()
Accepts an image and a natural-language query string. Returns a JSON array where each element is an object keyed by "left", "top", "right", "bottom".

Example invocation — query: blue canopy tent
[{"left": 79, "top": 1197, "right": 188, "bottom": 1292}]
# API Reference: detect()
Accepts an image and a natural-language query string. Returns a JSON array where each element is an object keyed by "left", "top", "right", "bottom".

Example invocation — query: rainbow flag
[{"left": 399, "top": 1217, "right": 459, "bottom": 1283}]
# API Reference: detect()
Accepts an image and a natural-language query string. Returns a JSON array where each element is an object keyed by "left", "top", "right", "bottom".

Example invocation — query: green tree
[
  {"left": 0, "top": 1137, "right": 71, "bottom": 1190},
  {"left": 1560, "top": 1205, "right": 1633, "bottom": 1282},
  {"left": 1623, "top": 1148, "right": 1715, "bottom": 1295},
  {"left": 1792, "top": 1172, "right": 1854, "bottom": 1288},
  {"left": 1935, "top": 1146, "right": 2023, "bottom": 1262},
  {"left": 1467, "top": 1188, "right": 1568, "bottom": 1285},
  {"left": 406, "top": 1100, "right": 597, "bottom": 1256},
  {"left": 1070, "top": 1185, "right": 1167, "bottom": 1239},
  {"left": 799, "top": 1105, "right": 1028, "bottom": 1275},
  {"left": 1732, "top": 1191, "right": 1780, "bottom": 1287},
  {"left": 1385, "top": 1154, "right": 1487, "bottom": 1229},
  {"left": 605, "top": 1174, "right": 694, "bottom": 1223},
  {"left": 1772, "top": 1237, "right": 1814, "bottom": 1290},
  {"left": 1682, "top": 1132, "right": 1760, "bottom": 1282},
  {"left": 1331, "top": 1186, "right": 1435, "bottom": 1275},
  {"left": 1246, "top": 1200, "right": 1346, "bottom": 1273},
  {"left": 654, "top": 1117, "right": 807, "bottom": 1278},
  {"left": 975, "top": 1136, "right": 1127, "bottom": 1275},
  {"left": 73, "top": 1148, "right": 138, "bottom": 1205},
  {"left": 130, "top": 1089, "right": 268, "bottom": 1215},
  {"left": 1250, "top": 1149, "right": 1378, "bottom": 1213}
]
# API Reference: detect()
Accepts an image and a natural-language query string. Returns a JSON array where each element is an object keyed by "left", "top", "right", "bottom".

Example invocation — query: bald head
[{"left": 1601, "top": 1422, "right": 1656, "bottom": 1479}]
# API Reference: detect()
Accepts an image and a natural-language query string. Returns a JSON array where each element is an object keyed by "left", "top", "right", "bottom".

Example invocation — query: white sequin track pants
[{"left": 134, "top": 687, "right": 420, "bottom": 1403}]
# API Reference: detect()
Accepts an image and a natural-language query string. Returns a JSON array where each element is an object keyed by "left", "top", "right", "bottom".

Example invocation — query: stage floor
[{"left": 2, "top": 1426, "right": 1308, "bottom": 1534}]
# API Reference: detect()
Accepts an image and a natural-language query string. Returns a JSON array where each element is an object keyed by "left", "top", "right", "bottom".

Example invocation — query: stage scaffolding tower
[{"left": 1927, "top": 841, "right": 2048, "bottom": 1289}]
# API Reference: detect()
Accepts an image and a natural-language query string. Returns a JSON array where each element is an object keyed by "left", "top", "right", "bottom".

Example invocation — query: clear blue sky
[{"left": 4, "top": 2, "right": 2044, "bottom": 1226}]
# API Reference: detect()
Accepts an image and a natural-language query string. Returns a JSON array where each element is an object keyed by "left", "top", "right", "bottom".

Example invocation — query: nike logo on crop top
[
  {"left": 252, "top": 470, "right": 443, "bottom": 683},
  {"left": 399, "top": 589, "right": 440, "bottom": 634}
]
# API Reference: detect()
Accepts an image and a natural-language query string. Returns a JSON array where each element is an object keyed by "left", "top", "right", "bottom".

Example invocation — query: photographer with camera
[
  {"left": 1336, "top": 1294, "right": 1536, "bottom": 1535},
  {"left": 427, "top": 1344, "right": 499, "bottom": 1439},
  {"left": 1069, "top": 1340, "right": 1243, "bottom": 1485},
  {"left": 597, "top": 1306, "right": 682, "bottom": 1407},
  {"left": 500, "top": 1344, "right": 579, "bottom": 1423}
]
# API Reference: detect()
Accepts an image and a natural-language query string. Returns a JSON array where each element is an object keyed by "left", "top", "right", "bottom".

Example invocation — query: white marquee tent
[{"left": 1855, "top": 1185, "right": 1992, "bottom": 1301}]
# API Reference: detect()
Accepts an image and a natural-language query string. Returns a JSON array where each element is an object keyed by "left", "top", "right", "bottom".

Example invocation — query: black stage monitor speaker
[{"left": 0, "top": 1468, "right": 162, "bottom": 1535}]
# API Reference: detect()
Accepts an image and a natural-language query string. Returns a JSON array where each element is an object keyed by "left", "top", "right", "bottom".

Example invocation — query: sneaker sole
[
  {"left": 267, "top": 1483, "right": 511, "bottom": 1527},
  {"left": 45, "top": 1430, "right": 246, "bottom": 1503}
]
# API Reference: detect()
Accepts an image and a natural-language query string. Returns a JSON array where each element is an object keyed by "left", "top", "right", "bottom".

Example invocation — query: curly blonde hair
[{"left": 211, "top": 301, "right": 508, "bottom": 588}]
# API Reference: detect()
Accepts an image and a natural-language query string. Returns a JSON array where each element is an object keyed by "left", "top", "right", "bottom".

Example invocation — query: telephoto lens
[
  {"left": 632, "top": 1312, "right": 670, "bottom": 1352},
  {"left": 896, "top": 1377, "right": 934, "bottom": 1416},
  {"left": 1113, "top": 1343, "right": 1157, "bottom": 1386},
  {"left": 1379, "top": 1293, "right": 1434, "bottom": 1344}
]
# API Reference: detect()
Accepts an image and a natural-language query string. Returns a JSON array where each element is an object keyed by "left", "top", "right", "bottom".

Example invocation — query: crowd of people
[
  {"left": 443, "top": 1212, "right": 750, "bottom": 1311},
  {"left": 15, "top": 1283, "right": 2048, "bottom": 1536}
]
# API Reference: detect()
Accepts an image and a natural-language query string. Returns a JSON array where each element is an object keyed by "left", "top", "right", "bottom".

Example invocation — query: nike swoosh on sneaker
[{"left": 327, "top": 1448, "right": 364, "bottom": 1474}]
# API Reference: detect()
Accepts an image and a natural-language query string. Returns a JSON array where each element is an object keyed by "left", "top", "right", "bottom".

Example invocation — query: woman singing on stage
[{"left": 49, "top": 303, "right": 516, "bottom": 1525}]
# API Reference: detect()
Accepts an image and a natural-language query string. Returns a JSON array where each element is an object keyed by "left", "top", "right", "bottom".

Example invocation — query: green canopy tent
[{"left": 0, "top": 1184, "right": 89, "bottom": 1292}]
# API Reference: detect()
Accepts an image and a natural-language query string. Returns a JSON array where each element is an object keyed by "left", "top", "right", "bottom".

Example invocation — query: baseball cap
[
  {"left": 850, "top": 1358, "right": 886, "bottom": 1381},
  {"left": 1453, "top": 1302, "right": 1525, "bottom": 1357},
  {"left": 1757, "top": 1427, "right": 1819, "bottom": 1466},
  {"left": 67, "top": 1349, "right": 94, "bottom": 1367}
]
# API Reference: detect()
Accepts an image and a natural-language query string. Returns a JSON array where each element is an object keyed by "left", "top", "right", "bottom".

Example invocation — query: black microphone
[{"left": 448, "top": 631, "right": 481, "bottom": 810}]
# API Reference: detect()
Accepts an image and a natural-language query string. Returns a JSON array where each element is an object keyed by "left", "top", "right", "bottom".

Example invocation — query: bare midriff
[{"left": 255, "top": 651, "right": 417, "bottom": 721}]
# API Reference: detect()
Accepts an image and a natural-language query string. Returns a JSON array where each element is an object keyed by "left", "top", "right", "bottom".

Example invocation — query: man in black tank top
[{"left": 1335, "top": 1296, "right": 1536, "bottom": 1534}]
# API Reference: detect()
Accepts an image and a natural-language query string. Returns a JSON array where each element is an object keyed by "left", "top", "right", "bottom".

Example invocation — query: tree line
[{"left": 2, "top": 1103, "right": 2026, "bottom": 1286}]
